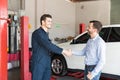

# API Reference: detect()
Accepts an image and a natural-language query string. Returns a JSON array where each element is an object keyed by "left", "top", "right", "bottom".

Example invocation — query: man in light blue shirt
[{"left": 72, "top": 20, "right": 106, "bottom": 80}]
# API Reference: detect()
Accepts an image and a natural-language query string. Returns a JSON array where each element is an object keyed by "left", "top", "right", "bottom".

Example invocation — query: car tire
[{"left": 51, "top": 54, "right": 67, "bottom": 76}]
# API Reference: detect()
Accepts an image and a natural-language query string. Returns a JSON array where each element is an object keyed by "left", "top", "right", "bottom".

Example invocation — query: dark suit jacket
[{"left": 31, "top": 27, "right": 63, "bottom": 73}]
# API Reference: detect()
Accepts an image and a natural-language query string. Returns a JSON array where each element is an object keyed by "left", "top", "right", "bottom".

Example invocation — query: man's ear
[
  {"left": 94, "top": 28, "right": 97, "bottom": 32},
  {"left": 42, "top": 20, "right": 44, "bottom": 24},
  {"left": 42, "top": 20, "right": 45, "bottom": 25}
]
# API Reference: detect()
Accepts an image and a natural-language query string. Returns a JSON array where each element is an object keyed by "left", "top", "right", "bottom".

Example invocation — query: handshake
[{"left": 62, "top": 49, "right": 72, "bottom": 57}]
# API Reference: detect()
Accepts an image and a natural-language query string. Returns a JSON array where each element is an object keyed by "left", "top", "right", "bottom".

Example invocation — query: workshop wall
[
  {"left": 36, "top": 0, "right": 76, "bottom": 43},
  {"left": 25, "top": 0, "right": 76, "bottom": 45},
  {"left": 24, "top": 0, "right": 35, "bottom": 47},
  {"left": 111, "top": 0, "right": 120, "bottom": 24},
  {"left": 75, "top": 0, "right": 110, "bottom": 34},
  {"left": 8, "top": 0, "right": 20, "bottom": 11}
]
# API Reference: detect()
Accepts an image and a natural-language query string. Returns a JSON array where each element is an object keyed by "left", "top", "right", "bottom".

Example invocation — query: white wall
[
  {"left": 8, "top": 0, "right": 20, "bottom": 11},
  {"left": 25, "top": 0, "right": 35, "bottom": 32},
  {"left": 25, "top": 0, "right": 36, "bottom": 47},
  {"left": 36, "top": 0, "right": 76, "bottom": 40},
  {"left": 75, "top": 0, "right": 111, "bottom": 34}
]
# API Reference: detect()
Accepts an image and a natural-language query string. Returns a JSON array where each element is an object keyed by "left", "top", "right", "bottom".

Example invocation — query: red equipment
[
  {"left": 0, "top": 1, "right": 30, "bottom": 80},
  {"left": 79, "top": 23, "right": 85, "bottom": 34},
  {"left": 20, "top": 16, "right": 31, "bottom": 80},
  {"left": 0, "top": 0, "right": 8, "bottom": 80}
]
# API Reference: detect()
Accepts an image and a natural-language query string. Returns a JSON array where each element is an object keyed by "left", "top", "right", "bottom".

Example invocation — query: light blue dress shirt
[{"left": 72, "top": 34, "right": 106, "bottom": 78}]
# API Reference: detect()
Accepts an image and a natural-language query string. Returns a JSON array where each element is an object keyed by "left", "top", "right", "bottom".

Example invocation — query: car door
[
  {"left": 64, "top": 32, "right": 89, "bottom": 69},
  {"left": 102, "top": 27, "right": 120, "bottom": 76}
]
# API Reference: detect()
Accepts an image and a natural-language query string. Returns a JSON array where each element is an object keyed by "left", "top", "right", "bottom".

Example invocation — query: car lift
[
  {"left": 0, "top": 0, "right": 31, "bottom": 80},
  {"left": 0, "top": 0, "right": 8, "bottom": 80}
]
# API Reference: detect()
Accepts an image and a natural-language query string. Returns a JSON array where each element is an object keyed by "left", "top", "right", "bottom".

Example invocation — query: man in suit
[{"left": 31, "top": 14, "right": 72, "bottom": 80}]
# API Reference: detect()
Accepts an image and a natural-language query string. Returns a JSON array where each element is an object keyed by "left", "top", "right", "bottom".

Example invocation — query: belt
[{"left": 85, "top": 65, "right": 96, "bottom": 67}]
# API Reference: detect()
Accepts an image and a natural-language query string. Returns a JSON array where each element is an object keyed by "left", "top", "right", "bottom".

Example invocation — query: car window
[
  {"left": 71, "top": 27, "right": 111, "bottom": 44},
  {"left": 108, "top": 27, "right": 120, "bottom": 42},
  {"left": 70, "top": 33, "right": 90, "bottom": 44},
  {"left": 99, "top": 27, "right": 111, "bottom": 42}
]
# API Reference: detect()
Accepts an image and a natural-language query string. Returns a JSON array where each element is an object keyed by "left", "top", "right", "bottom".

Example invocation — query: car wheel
[{"left": 51, "top": 54, "right": 67, "bottom": 76}]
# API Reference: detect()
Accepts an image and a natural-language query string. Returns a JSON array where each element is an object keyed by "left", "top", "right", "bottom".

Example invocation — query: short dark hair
[
  {"left": 89, "top": 20, "right": 102, "bottom": 32},
  {"left": 40, "top": 14, "right": 52, "bottom": 25}
]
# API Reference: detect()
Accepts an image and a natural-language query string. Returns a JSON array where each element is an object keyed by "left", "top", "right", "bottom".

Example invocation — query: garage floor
[
  {"left": 56, "top": 76, "right": 79, "bottom": 80},
  {"left": 8, "top": 68, "right": 81, "bottom": 80},
  {"left": 8, "top": 67, "right": 20, "bottom": 80},
  {"left": 8, "top": 68, "right": 115, "bottom": 80}
]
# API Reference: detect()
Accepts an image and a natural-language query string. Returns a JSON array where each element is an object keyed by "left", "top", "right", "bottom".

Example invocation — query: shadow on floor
[
  {"left": 8, "top": 67, "right": 20, "bottom": 80},
  {"left": 56, "top": 76, "right": 80, "bottom": 80}
]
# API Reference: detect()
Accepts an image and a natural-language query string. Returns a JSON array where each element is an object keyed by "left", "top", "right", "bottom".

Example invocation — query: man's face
[
  {"left": 87, "top": 23, "right": 96, "bottom": 35},
  {"left": 42, "top": 17, "right": 52, "bottom": 29}
]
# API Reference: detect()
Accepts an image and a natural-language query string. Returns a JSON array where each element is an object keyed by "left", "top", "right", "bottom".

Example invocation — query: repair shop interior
[{"left": 0, "top": 0, "right": 120, "bottom": 80}]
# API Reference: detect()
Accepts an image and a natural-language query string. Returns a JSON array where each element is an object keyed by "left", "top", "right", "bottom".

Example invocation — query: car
[{"left": 51, "top": 24, "right": 120, "bottom": 79}]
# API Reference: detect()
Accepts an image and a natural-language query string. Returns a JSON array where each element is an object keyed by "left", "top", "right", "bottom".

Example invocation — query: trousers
[
  {"left": 84, "top": 65, "right": 101, "bottom": 80},
  {"left": 31, "top": 60, "right": 51, "bottom": 80}
]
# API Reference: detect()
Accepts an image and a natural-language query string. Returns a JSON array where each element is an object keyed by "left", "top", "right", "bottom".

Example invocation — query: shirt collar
[
  {"left": 91, "top": 34, "right": 99, "bottom": 41},
  {"left": 40, "top": 27, "right": 49, "bottom": 35}
]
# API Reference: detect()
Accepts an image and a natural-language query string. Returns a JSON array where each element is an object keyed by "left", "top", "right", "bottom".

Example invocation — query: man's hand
[
  {"left": 62, "top": 49, "right": 72, "bottom": 57},
  {"left": 87, "top": 72, "right": 93, "bottom": 80}
]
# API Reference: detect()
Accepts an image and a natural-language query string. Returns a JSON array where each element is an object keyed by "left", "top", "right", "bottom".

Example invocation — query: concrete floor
[
  {"left": 8, "top": 68, "right": 118, "bottom": 80},
  {"left": 8, "top": 68, "right": 81, "bottom": 80},
  {"left": 8, "top": 67, "right": 20, "bottom": 80}
]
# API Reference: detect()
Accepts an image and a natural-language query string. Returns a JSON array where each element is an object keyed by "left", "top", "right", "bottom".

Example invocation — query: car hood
[{"left": 57, "top": 41, "right": 71, "bottom": 49}]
